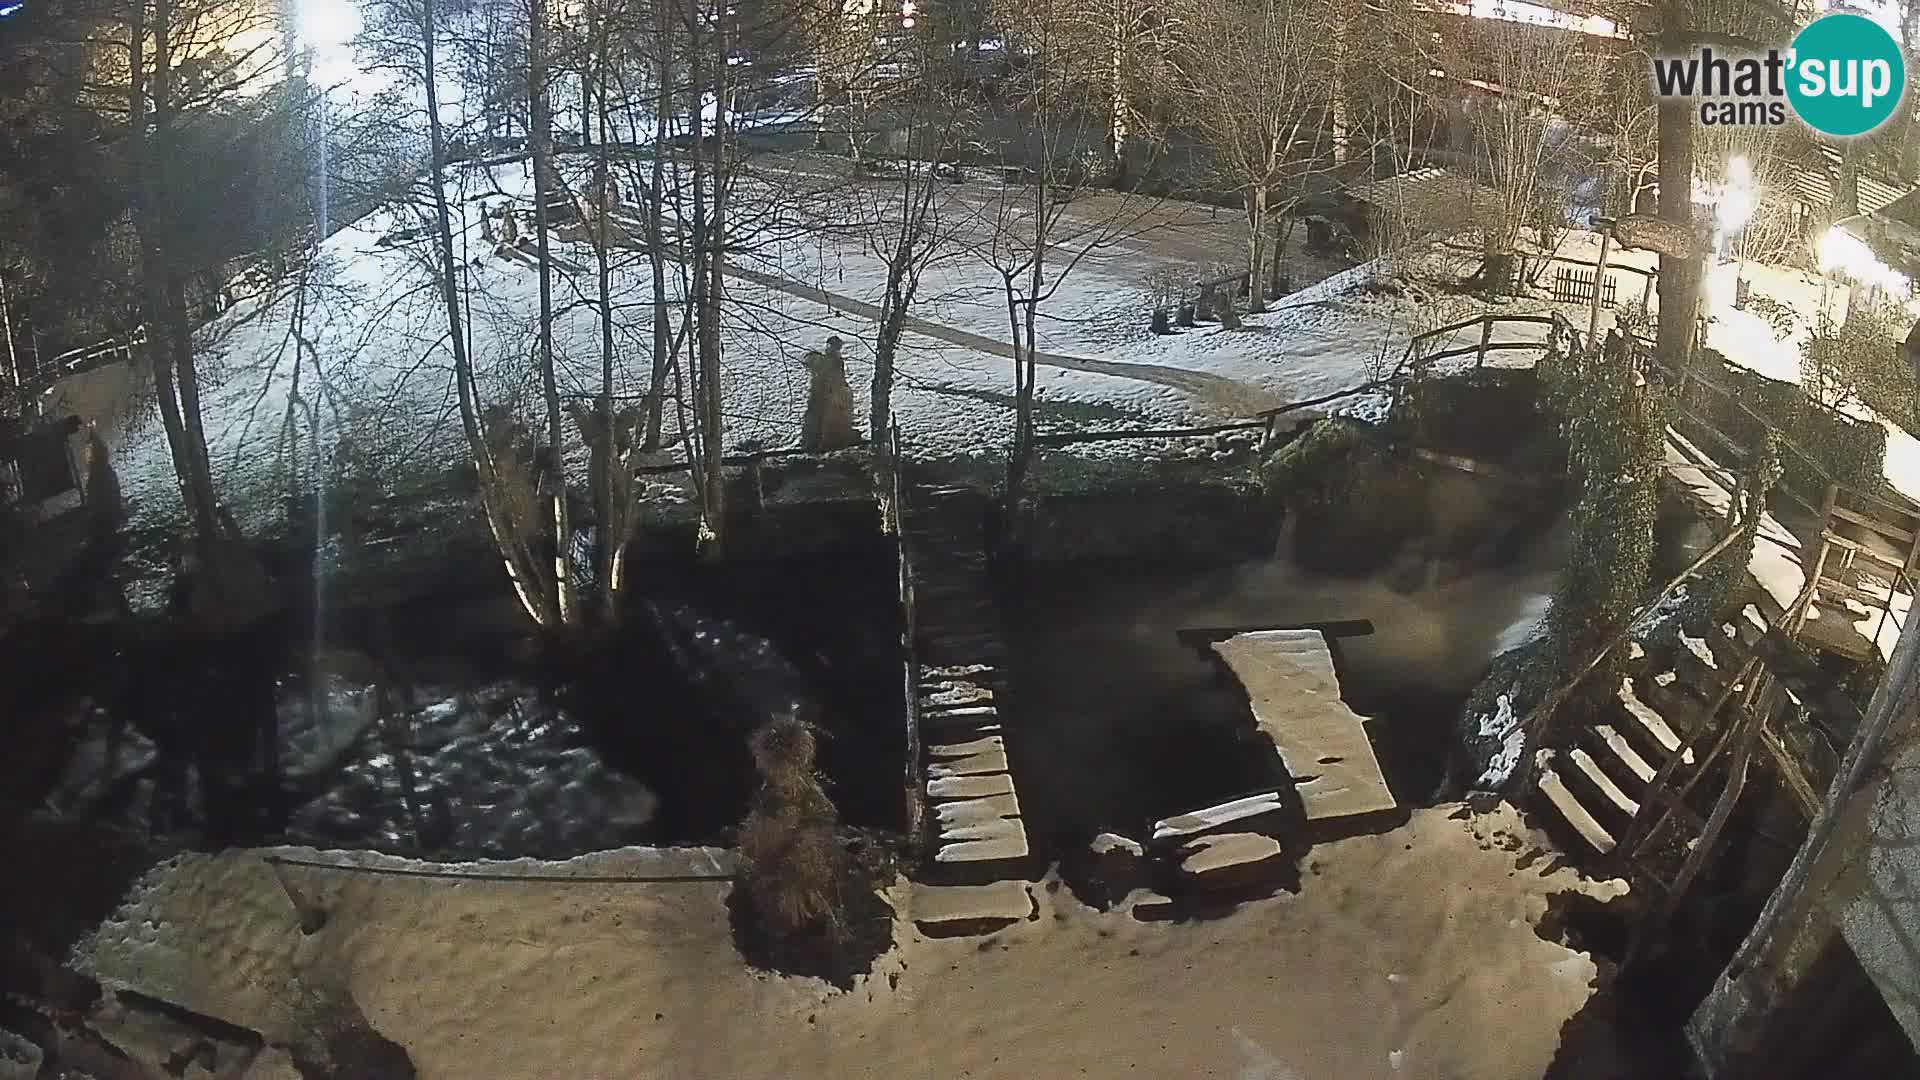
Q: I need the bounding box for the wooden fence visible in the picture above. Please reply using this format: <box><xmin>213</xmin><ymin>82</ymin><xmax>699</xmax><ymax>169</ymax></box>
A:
<box><xmin>1551</xmin><ymin>266</ymin><xmax>1619</xmax><ymax>309</ymax></box>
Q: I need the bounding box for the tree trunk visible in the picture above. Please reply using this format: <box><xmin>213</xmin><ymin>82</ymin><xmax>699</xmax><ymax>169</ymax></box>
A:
<box><xmin>874</xmin><ymin>252</ymin><xmax>909</xmax><ymax>442</ymax></box>
<box><xmin>643</xmin><ymin>0</ymin><xmax>673</xmax><ymax>450</ymax></box>
<box><xmin>424</xmin><ymin>0</ymin><xmax>552</xmax><ymax>627</ymax></box>
<box><xmin>700</xmin><ymin>6</ymin><xmax>730</xmax><ymax>559</ymax></box>
<box><xmin>1655</xmin><ymin>6</ymin><xmax>1699</xmax><ymax>379</ymax></box>
<box><xmin>133</xmin><ymin>0</ymin><xmax>223</xmax><ymax>562</ymax></box>
<box><xmin>530</xmin><ymin>0</ymin><xmax>573</xmax><ymax>623</ymax></box>
<box><xmin>1330</xmin><ymin>14</ymin><xmax>1349</xmax><ymax>165</ymax></box>
<box><xmin>1107</xmin><ymin>2</ymin><xmax>1129</xmax><ymax>184</ymax></box>
<box><xmin>592</xmin><ymin>17</ymin><xmax>621</xmax><ymax>618</ymax></box>
<box><xmin>1246</xmin><ymin>187</ymin><xmax>1269</xmax><ymax>313</ymax></box>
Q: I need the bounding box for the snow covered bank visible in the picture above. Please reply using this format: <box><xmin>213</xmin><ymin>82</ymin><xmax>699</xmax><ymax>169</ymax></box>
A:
<box><xmin>75</xmin><ymin>804</ymin><xmax>1621</xmax><ymax>1079</ymax></box>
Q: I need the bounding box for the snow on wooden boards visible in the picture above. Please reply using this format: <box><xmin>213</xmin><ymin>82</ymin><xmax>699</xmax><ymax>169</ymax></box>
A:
<box><xmin>1152</xmin><ymin>792</ymin><xmax>1285</xmax><ymax>842</ymax></box>
<box><xmin>921</xmin><ymin>663</ymin><xmax>1030</xmax><ymax>872</ymax></box>
<box><xmin>1536</xmin><ymin>750</ymin><xmax>1617</xmax><ymax>855</ymax></box>
<box><xmin>1211</xmin><ymin>631</ymin><xmax>1397</xmax><ymax>822</ymax></box>
<box><xmin>910</xmin><ymin>880</ymin><xmax>1035</xmax><ymax>930</ymax></box>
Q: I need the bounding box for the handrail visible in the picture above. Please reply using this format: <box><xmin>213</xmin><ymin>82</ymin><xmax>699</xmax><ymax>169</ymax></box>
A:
<box><xmin>1256</xmin><ymin>310</ymin><xmax>1571</xmax><ymax>424</ymax></box>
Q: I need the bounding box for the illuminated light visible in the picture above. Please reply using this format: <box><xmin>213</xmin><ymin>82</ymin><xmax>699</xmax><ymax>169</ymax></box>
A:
<box><xmin>903</xmin><ymin>15</ymin><xmax>915</xmax><ymax>27</ymax></box>
<box><xmin>1819</xmin><ymin>225</ymin><xmax>1913</xmax><ymax>297</ymax></box>
<box><xmin>298</xmin><ymin>0</ymin><xmax>361</xmax><ymax>50</ymax></box>
<box><xmin>902</xmin><ymin>0</ymin><xmax>917</xmax><ymax>14</ymax></box>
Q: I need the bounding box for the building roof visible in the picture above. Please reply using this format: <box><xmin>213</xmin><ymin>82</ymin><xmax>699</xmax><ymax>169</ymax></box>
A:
<box><xmin>1785</xmin><ymin>144</ymin><xmax>1910</xmax><ymax>217</ymax></box>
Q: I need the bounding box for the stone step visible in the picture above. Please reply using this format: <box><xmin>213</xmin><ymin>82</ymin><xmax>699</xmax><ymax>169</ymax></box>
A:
<box><xmin>910</xmin><ymin>881</ymin><xmax>1035</xmax><ymax>936</ymax></box>
<box><xmin>1568</xmin><ymin>747</ymin><xmax>1641</xmax><ymax>819</ymax></box>
<box><xmin>1537</xmin><ymin>751</ymin><xmax>1617</xmax><ymax>855</ymax></box>
<box><xmin>1593</xmin><ymin>724</ymin><xmax>1656</xmax><ymax>785</ymax></box>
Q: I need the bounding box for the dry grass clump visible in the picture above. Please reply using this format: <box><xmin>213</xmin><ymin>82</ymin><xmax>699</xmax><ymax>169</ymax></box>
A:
<box><xmin>739</xmin><ymin>716</ymin><xmax>849</xmax><ymax>939</ymax></box>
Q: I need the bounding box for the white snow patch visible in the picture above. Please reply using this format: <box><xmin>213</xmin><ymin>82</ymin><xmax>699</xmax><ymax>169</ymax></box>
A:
<box><xmin>1475</xmin><ymin>690</ymin><xmax>1525</xmax><ymax>788</ymax></box>
<box><xmin>1091</xmin><ymin>833</ymin><xmax>1145</xmax><ymax>857</ymax></box>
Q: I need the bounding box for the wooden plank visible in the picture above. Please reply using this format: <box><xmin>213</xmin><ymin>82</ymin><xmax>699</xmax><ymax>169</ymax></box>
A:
<box><xmin>927</xmin><ymin>746</ymin><xmax>1009</xmax><ymax>778</ymax></box>
<box><xmin>1538</xmin><ymin>755</ymin><xmax>1617</xmax><ymax>854</ymax></box>
<box><xmin>1152</xmin><ymin>791</ymin><xmax>1284</xmax><ymax>841</ymax></box>
<box><xmin>1814</xmin><ymin>577</ymin><xmax>1897</xmax><ymax>610</ymax></box>
<box><xmin>1830</xmin><ymin>505</ymin><xmax>1915</xmax><ymax>545</ymax></box>
<box><xmin>929</xmin><ymin>736</ymin><xmax>1004</xmax><ymax>759</ymax></box>
<box><xmin>934</xmin><ymin>820</ymin><xmax>1029</xmax><ymax>863</ymax></box>
<box><xmin>928</xmin><ymin>773</ymin><xmax>1014</xmax><ymax>800</ymax></box>
<box><xmin>1571</xmin><ymin>748</ymin><xmax>1642</xmax><ymax>817</ymax></box>
<box><xmin>1212</xmin><ymin>632</ymin><xmax>1397</xmax><ymax>822</ymax></box>
<box><xmin>1818</xmin><ymin>531</ymin><xmax>1907</xmax><ymax>571</ymax></box>
<box><xmin>1618</xmin><ymin>678</ymin><xmax>1685</xmax><ymax>754</ymax></box>
<box><xmin>1177</xmin><ymin>620</ymin><xmax>1375</xmax><ymax>645</ymax></box>
<box><xmin>1757</xmin><ymin>723</ymin><xmax>1823</xmax><ymax>815</ymax></box>
<box><xmin>911</xmin><ymin>881</ymin><xmax>1034</xmax><ymax>925</ymax></box>
<box><xmin>1595</xmin><ymin>724</ymin><xmax>1657</xmax><ymax>784</ymax></box>
<box><xmin>933</xmin><ymin>792</ymin><xmax>1022</xmax><ymax>824</ymax></box>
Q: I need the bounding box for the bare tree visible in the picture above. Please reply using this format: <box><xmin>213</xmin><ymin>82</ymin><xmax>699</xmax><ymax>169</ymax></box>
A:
<box><xmin>977</xmin><ymin>0</ymin><xmax>1161</xmax><ymax>507</ymax></box>
<box><xmin>1170</xmin><ymin>0</ymin><xmax>1338</xmax><ymax>314</ymax></box>
<box><xmin>361</xmin><ymin>0</ymin><xmax>560</xmax><ymax>627</ymax></box>
<box><xmin>1443</xmin><ymin>16</ymin><xmax>1603</xmax><ymax>295</ymax></box>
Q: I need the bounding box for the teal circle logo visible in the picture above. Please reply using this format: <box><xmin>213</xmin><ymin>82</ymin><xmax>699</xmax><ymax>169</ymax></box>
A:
<box><xmin>1787</xmin><ymin>13</ymin><xmax>1906</xmax><ymax>137</ymax></box>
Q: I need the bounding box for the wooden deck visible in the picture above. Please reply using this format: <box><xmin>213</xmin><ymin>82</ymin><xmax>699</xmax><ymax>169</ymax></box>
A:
<box><xmin>1209</xmin><ymin>631</ymin><xmax>1397</xmax><ymax>822</ymax></box>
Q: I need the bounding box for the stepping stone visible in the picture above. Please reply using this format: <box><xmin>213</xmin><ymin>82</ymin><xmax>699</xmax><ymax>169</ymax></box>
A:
<box><xmin>929</xmin><ymin>773</ymin><xmax>1014</xmax><ymax>800</ymax></box>
<box><xmin>1537</xmin><ymin>751</ymin><xmax>1616</xmax><ymax>855</ymax></box>
<box><xmin>1152</xmin><ymin>791</ymin><xmax>1285</xmax><ymax>841</ymax></box>
<box><xmin>922</xmin><ymin>704</ymin><xmax>997</xmax><ymax>721</ymax></box>
<box><xmin>911</xmin><ymin>881</ymin><xmax>1035</xmax><ymax>936</ymax></box>
<box><xmin>1594</xmin><ymin>724</ymin><xmax>1656</xmax><ymax>784</ymax></box>
<box><xmin>1569</xmin><ymin>748</ymin><xmax>1641</xmax><ymax>817</ymax></box>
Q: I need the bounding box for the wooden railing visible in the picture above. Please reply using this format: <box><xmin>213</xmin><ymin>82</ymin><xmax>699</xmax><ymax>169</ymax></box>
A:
<box><xmin>18</xmin><ymin>327</ymin><xmax>147</xmax><ymax>392</ymax></box>
<box><xmin>1253</xmin><ymin>310</ymin><xmax>1579</xmax><ymax>443</ymax></box>
<box><xmin>886</xmin><ymin>419</ymin><xmax>925</xmax><ymax>855</ymax></box>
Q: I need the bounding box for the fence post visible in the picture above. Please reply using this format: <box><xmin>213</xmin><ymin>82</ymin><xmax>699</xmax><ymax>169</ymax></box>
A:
<box><xmin>1477</xmin><ymin>317</ymin><xmax>1493</xmax><ymax>370</ymax></box>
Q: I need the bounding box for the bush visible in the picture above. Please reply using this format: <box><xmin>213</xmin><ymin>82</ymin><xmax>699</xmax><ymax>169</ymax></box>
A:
<box><xmin>1801</xmin><ymin>303</ymin><xmax>1912</xmax><ymax>433</ymax></box>
<box><xmin>1542</xmin><ymin>342</ymin><xmax>1665</xmax><ymax>722</ymax></box>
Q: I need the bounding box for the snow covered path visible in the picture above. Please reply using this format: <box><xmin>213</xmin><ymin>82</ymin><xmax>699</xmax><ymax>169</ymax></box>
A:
<box><xmin>722</xmin><ymin>259</ymin><xmax>1286</xmax><ymax>415</ymax></box>
<box><xmin>76</xmin><ymin>804</ymin><xmax>1620</xmax><ymax>1079</ymax></box>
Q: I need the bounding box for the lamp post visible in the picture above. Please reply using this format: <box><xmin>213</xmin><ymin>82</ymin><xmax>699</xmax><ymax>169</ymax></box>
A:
<box><xmin>1589</xmin><ymin>215</ymin><xmax>1617</xmax><ymax>348</ymax></box>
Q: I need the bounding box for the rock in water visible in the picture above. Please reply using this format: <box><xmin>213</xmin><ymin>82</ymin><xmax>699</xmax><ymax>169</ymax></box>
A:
<box><xmin>799</xmin><ymin>337</ymin><xmax>857</xmax><ymax>452</ymax></box>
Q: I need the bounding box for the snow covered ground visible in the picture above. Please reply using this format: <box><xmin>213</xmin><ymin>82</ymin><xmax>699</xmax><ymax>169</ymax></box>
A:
<box><xmin>57</xmin><ymin>160</ymin><xmax>1577</xmax><ymax>543</ymax></box>
<box><xmin>75</xmin><ymin>803</ymin><xmax>1624</xmax><ymax>1079</ymax></box>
